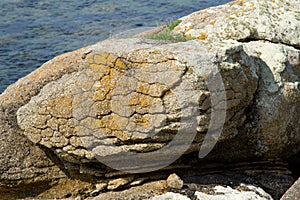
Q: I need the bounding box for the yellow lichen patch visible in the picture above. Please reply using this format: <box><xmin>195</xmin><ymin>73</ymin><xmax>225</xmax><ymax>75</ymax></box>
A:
<box><xmin>106</xmin><ymin>53</ymin><xmax>117</xmax><ymax>65</ymax></box>
<box><xmin>93</xmin><ymin>90</ymin><xmax>107</xmax><ymax>101</ymax></box>
<box><xmin>129</xmin><ymin>93</ymin><xmax>150</xmax><ymax>108</ymax></box>
<box><xmin>236</xmin><ymin>0</ymin><xmax>244</xmax><ymax>5</ymax></box>
<box><xmin>85</xmin><ymin>54</ymin><xmax>94</xmax><ymax>64</ymax></box>
<box><xmin>197</xmin><ymin>32</ymin><xmax>208</xmax><ymax>40</ymax></box>
<box><xmin>49</xmin><ymin>95</ymin><xmax>72</xmax><ymax>118</ymax></box>
<box><xmin>133</xmin><ymin>114</ymin><xmax>149</xmax><ymax>127</ymax></box>
<box><xmin>152</xmin><ymin>50</ymin><xmax>160</xmax><ymax>54</ymax></box>
<box><xmin>185</xmin><ymin>33</ymin><xmax>192</xmax><ymax>38</ymax></box>
<box><xmin>111</xmin><ymin>130</ymin><xmax>131</xmax><ymax>141</ymax></box>
<box><xmin>106</xmin><ymin>114</ymin><xmax>128</xmax><ymax>131</ymax></box>
<box><xmin>94</xmin><ymin>100</ymin><xmax>111</xmax><ymax>116</ymax></box>
<box><xmin>140</xmin><ymin>59</ymin><xmax>148</xmax><ymax>67</ymax></box>
<box><xmin>114</xmin><ymin>59</ymin><xmax>128</xmax><ymax>70</ymax></box>
<box><xmin>136</xmin><ymin>82</ymin><xmax>149</xmax><ymax>94</ymax></box>
<box><xmin>100</xmin><ymin>127</ymin><xmax>112</xmax><ymax>135</ymax></box>
<box><xmin>93</xmin><ymin>75</ymin><xmax>116</xmax><ymax>101</ymax></box>
<box><xmin>184</xmin><ymin>25</ymin><xmax>193</xmax><ymax>31</ymax></box>
<box><xmin>89</xmin><ymin>64</ymin><xmax>108</xmax><ymax>75</ymax></box>
<box><xmin>94</xmin><ymin>52</ymin><xmax>109</xmax><ymax>65</ymax></box>
<box><xmin>81</xmin><ymin>118</ymin><xmax>102</xmax><ymax>130</ymax></box>
<box><xmin>139</xmin><ymin>95</ymin><xmax>151</xmax><ymax>107</ymax></box>
<box><xmin>129</xmin><ymin>93</ymin><xmax>140</xmax><ymax>106</ymax></box>
<box><xmin>210</xmin><ymin>20</ymin><xmax>216</xmax><ymax>26</ymax></box>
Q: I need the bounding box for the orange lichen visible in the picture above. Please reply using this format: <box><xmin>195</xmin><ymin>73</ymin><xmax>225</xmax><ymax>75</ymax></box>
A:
<box><xmin>89</xmin><ymin>64</ymin><xmax>108</xmax><ymax>75</ymax></box>
<box><xmin>210</xmin><ymin>20</ymin><xmax>216</xmax><ymax>26</ymax></box>
<box><xmin>94</xmin><ymin>54</ymin><xmax>107</xmax><ymax>65</ymax></box>
<box><xmin>114</xmin><ymin>59</ymin><xmax>128</xmax><ymax>70</ymax></box>
<box><xmin>86</xmin><ymin>54</ymin><xmax>94</xmax><ymax>64</ymax></box>
<box><xmin>136</xmin><ymin>82</ymin><xmax>149</xmax><ymax>94</ymax></box>
<box><xmin>134</xmin><ymin>115</ymin><xmax>149</xmax><ymax>127</ymax></box>
<box><xmin>236</xmin><ymin>0</ymin><xmax>244</xmax><ymax>5</ymax></box>
<box><xmin>49</xmin><ymin>95</ymin><xmax>72</xmax><ymax>118</ymax></box>
<box><xmin>129</xmin><ymin>94</ymin><xmax>140</xmax><ymax>106</ymax></box>
<box><xmin>197</xmin><ymin>32</ymin><xmax>208</xmax><ymax>40</ymax></box>
<box><xmin>112</xmin><ymin>130</ymin><xmax>131</xmax><ymax>141</ymax></box>
<box><xmin>184</xmin><ymin>25</ymin><xmax>193</xmax><ymax>31</ymax></box>
<box><xmin>139</xmin><ymin>95</ymin><xmax>150</xmax><ymax>107</ymax></box>
<box><xmin>185</xmin><ymin>33</ymin><xmax>192</xmax><ymax>38</ymax></box>
<box><xmin>93</xmin><ymin>75</ymin><xmax>115</xmax><ymax>101</ymax></box>
<box><xmin>106</xmin><ymin>53</ymin><xmax>116</xmax><ymax>65</ymax></box>
<box><xmin>152</xmin><ymin>50</ymin><xmax>160</xmax><ymax>54</ymax></box>
<box><xmin>129</xmin><ymin>93</ymin><xmax>150</xmax><ymax>108</ymax></box>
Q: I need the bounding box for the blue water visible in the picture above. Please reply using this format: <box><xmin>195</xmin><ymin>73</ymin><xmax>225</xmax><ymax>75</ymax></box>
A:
<box><xmin>0</xmin><ymin>0</ymin><xmax>231</xmax><ymax>93</ymax></box>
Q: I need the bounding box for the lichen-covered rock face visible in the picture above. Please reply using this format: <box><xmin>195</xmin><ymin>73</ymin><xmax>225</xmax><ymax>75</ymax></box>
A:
<box><xmin>174</xmin><ymin>0</ymin><xmax>300</xmax><ymax>48</ymax></box>
<box><xmin>1</xmin><ymin>0</ymin><xmax>300</xmax><ymax>199</ymax></box>
<box><xmin>17</xmin><ymin>39</ymin><xmax>242</xmax><ymax>172</ymax></box>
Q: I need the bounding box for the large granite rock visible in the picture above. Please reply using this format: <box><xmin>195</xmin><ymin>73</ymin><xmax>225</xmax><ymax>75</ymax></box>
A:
<box><xmin>1</xmin><ymin>0</ymin><xmax>299</xmax><ymax>199</ymax></box>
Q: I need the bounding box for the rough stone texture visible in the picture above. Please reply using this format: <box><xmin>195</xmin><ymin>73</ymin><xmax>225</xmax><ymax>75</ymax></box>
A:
<box><xmin>16</xmin><ymin>38</ymin><xmax>259</xmax><ymax>171</ymax></box>
<box><xmin>167</xmin><ymin>173</ymin><xmax>184</xmax><ymax>190</ymax></box>
<box><xmin>149</xmin><ymin>184</ymin><xmax>274</xmax><ymax>200</ymax></box>
<box><xmin>0</xmin><ymin>45</ymin><xmax>94</xmax><ymax>199</ymax></box>
<box><xmin>152</xmin><ymin>192</ymin><xmax>191</xmax><ymax>200</ymax></box>
<box><xmin>281</xmin><ymin>178</ymin><xmax>300</xmax><ymax>200</ymax></box>
<box><xmin>16</xmin><ymin>38</ymin><xmax>300</xmax><ymax>175</ymax></box>
<box><xmin>90</xmin><ymin>180</ymin><xmax>167</xmax><ymax>200</ymax></box>
<box><xmin>195</xmin><ymin>184</ymin><xmax>273</xmax><ymax>200</ymax></box>
<box><xmin>0</xmin><ymin>0</ymin><xmax>300</xmax><ymax>199</ymax></box>
<box><xmin>173</xmin><ymin>0</ymin><xmax>300</xmax><ymax>48</ymax></box>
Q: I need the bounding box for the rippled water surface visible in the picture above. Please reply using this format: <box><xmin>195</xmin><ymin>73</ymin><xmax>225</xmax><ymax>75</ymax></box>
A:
<box><xmin>0</xmin><ymin>0</ymin><xmax>231</xmax><ymax>93</ymax></box>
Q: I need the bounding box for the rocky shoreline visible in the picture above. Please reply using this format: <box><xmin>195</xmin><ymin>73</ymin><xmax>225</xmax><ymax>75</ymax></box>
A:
<box><xmin>1</xmin><ymin>0</ymin><xmax>299</xmax><ymax>199</ymax></box>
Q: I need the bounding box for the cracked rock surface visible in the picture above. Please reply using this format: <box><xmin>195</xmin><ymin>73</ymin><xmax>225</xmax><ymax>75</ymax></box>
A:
<box><xmin>1</xmin><ymin>0</ymin><xmax>300</xmax><ymax>199</ymax></box>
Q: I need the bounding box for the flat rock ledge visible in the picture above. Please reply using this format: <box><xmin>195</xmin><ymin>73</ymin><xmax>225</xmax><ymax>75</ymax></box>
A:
<box><xmin>0</xmin><ymin>0</ymin><xmax>300</xmax><ymax>199</ymax></box>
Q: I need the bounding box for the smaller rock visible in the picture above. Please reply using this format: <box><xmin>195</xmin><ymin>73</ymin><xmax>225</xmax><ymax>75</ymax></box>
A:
<box><xmin>167</xmin><ymin>173</ymin><xmax>184</xmax><ymax>190</ymax></box>
<box><xmin>129</xmin><ymin>178</ymin><xmax>147</xmax><ymax>186</ymax></box>
<box><xmin>95</xmin><ymin>182</ymin><xmax>107</xmax><ymax>191</ymax></box>
<box><xmin>75</xmin><ymin>196</ymin><xmax>82</xmax><ymax>200</ymax></box>
<box><xmin>107</xmin><ymin>177</ymin><xmax>134</xmax><ymax>190</ymax></box>
<box><xmin>151</xmin><ymin>192</ymin><xmax>191</xmax><ymax>200</ymax></box>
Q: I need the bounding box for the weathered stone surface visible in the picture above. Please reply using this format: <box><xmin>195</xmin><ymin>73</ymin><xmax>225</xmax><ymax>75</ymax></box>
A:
<box><xmin>16</xmin><ymin>38</ymin><xmax>300</xmax><ymax>174</ymax></box>
<box><xmin>148</xmin><ymin>184</ymin><xmax>273</xmax><ymax>200</ymax></box>
<box><xmin>91</xmin><ymin>180</ymin><xmax>167</xmax><ymax>200</ymax></box>
<box><xmin>194</xmin><ymin>184</ymin><xmax>273</xmax><ymax>200</ymax></box>
<box><xmin>1</xmin><ymin>0</ymin><xmax>300</xmax><ymax>199</ymax></box>
<box><xmin>152</xmin><ymin>192</ymin><xmax>191</xmax><ymax>200</ymax></box>
<box><xmin>0</xmin><ymin>45</ymin><xmax>93</xmax><ymax>199</ymax></box>
<box><xmin>167</xmin><ymin>173</ymin><xmax>184</xmax><ymax>190</ymax></box>
<box><xmin>173</xmin><ymin>0</ymin><xmax>300</xmax><ymax>48</ymax></box>
<box><xmin>107</xmin><ymin>176</ymin><xmax>135</xmax><ymax>190</ymax></box>
<box><xmin>281</xmin><ymin>178</ymin><xmax>300</xmax><ymax>200</ymax></box>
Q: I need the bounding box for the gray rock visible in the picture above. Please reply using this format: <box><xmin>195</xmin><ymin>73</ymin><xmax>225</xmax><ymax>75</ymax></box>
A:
<box><xmin>281</xmin><ymin>178</ymin><xmax>300</xmax><ymax>200</ymax></box>
<box><xmin>152</xmin><ymin>192</ymin><xmax>191</xmax><ymax>200</ymax></box>
<box><xmin>173</xmin><ymin>0</ymin><xmax>300</xmax><ymax>48</ymax></box>
<box><xmin>195</xmin><ymin>184</ymin><xmax>273</xmax><ymax>200</ymax></box>
<box><xmin>167</xmin><ymin>173</ymin><xmax>184</xmax><ymax>190</ymax></box>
